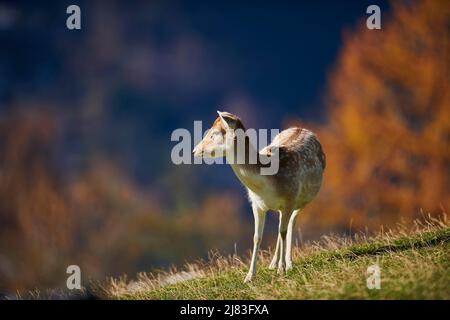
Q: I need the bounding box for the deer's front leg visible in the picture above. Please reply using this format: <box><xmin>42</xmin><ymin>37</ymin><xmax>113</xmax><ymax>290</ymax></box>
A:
<box><xmin>244</xmin><ymin>205</ymin><xmax>266</xmax><ymax>283</ymax></box>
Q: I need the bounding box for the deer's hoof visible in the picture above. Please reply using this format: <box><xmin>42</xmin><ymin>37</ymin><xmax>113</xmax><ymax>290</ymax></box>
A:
<box><xmin>244</xmin><ymin>272</ymin><xmax>255</xmax><ymax>283</ymax></box>
<box><xmin>277</xmin><ymin>264</ymin><xmax>286</xmax><ymax>275</ymax></box>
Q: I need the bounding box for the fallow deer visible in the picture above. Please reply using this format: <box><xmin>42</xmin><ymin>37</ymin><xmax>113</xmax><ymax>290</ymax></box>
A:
<box><xmin>193</xmin><ymin>111</ymin><xmax>326</xmax><ymax>282</ymax></box>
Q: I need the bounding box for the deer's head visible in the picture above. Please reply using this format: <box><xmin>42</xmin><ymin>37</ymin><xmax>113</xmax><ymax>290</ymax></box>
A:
<box><xmin>193</xmin><ymin>111</ymin><xmax>244</xmax><ymax>158</ymax></box>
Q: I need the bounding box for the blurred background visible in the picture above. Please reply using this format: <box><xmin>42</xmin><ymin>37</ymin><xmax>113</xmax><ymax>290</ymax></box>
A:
<box><xmin>0</xmin><ymin>0</ymin><xmax>448</xmax><ymax>293</ymax></box>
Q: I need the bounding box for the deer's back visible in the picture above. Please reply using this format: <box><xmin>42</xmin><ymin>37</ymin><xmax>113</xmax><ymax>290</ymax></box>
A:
<box><xmin>261</xmin><ymin>127</ymin><xmax>326</xmax><ymax>210</ymax></box>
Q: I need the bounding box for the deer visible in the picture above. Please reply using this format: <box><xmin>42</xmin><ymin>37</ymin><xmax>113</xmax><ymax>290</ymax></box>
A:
<box><xmin>193</xmin><ymin>111</ymin><xmax>326</xmax><ymax>282</ymax></box>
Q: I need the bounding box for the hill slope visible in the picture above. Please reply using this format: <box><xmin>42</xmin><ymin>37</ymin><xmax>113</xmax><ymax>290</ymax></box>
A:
<box><xmin>101</xmin><ymin>217</ymin><xmax>449</xmax><ymax>300</ymax></box>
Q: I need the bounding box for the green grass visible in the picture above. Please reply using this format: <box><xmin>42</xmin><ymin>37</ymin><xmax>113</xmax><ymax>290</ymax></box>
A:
<box><xmin>100</xmin><ymin>217</ymin><xmax>450</xmax><ymax>300</ymax></box>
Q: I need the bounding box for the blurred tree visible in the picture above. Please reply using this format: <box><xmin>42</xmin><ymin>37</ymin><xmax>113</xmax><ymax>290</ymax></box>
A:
<box><xmin>0</xmin><ymin>109</ymin><xmax>74</xmax><ymax>292</ymax></box>
<box><xmin>0</xmin><ymin>110</ymin><xmax>247</xmax><ymax>292</ymax></box>
<box><xmin>306</xmin><ymin>0</ymin><xmax>450</xmax><ymax>231</ymax></box>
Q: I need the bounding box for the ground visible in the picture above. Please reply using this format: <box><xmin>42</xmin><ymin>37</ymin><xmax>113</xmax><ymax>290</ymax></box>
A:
<box><xmin>97</xmin><ymin>216</ymin><xmax>450</xmax><ymax>300</ymax></box>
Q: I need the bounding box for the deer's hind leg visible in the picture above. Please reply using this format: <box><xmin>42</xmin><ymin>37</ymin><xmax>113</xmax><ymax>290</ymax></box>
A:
<box><xmin>268</xmin><ymin>235</ymin><xmax>281</xmax><ymax>269</ymax></box>
<box><xmin>276</xmin><ymin>208</ymin><xmax>292</xmax><ymax>274</ymax></box>
<box><xmin>286</xmin><ymin>209</ymin><xmax>301</xmax><ymax>271</ymax></box>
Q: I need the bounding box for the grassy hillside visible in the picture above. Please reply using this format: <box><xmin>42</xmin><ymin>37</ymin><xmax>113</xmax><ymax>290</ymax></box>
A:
<box><xmin>98</xmin><ymin>216</ymin><xmax>450</xmax><ymax>300</ymax></box>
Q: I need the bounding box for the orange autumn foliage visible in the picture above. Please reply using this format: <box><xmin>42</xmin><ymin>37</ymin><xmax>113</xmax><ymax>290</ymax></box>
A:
<box><xmin>304</xmin><ymin>0</ymin><xmax>450</xmax><ymax>231</ymax></box>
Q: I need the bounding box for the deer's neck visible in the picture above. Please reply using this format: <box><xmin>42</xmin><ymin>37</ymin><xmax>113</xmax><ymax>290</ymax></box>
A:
<box><xmin>228</xmin><ymin>136</ymin><xmax>268</xmax><ymax>193</ymax></box>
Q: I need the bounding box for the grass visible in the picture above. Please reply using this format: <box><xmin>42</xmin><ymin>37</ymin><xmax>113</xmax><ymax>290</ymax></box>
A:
<box><xmin>95</xmin><ymin>215</ymin><xmax>450</xmax><ymax>300</ymax></box>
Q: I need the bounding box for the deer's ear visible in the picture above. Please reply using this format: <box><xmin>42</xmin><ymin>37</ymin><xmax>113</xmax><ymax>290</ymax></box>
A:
<box><xmin>217</xmin><ymin>110</ymin><xmax>230</xmax><ymax>129</ymax></box>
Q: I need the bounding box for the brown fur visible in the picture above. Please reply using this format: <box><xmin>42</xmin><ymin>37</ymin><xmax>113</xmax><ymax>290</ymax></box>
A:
<box><xmin>194</xmin><ymin>112</ymin><xmax>326</xmax><ymax>280</ymax></box>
